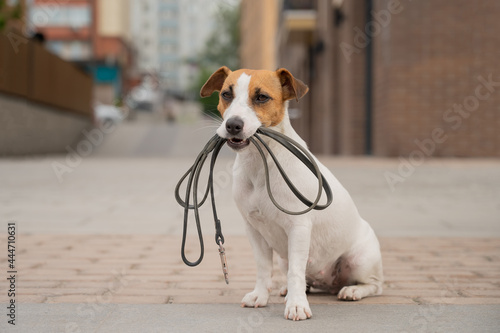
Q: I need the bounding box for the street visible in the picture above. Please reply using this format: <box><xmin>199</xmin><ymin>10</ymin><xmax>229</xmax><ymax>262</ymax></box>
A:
<box><xmin>0</xmin><ymin>103</ymin><xmax>499</xmax><ymax>332</ymax></box>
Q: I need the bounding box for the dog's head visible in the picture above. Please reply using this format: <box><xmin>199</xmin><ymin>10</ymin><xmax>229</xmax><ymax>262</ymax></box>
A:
<box><xmin>200</xmin><ymin>67</ymin><xmax>308</xmax><ymax>150</ymax></box>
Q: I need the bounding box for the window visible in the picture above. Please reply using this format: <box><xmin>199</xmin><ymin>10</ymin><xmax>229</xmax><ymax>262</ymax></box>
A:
<box><xmin>162</xmin><ymin>43</ymin><xmax>177</xmax><ymax>53</ymax></box>
<box><xmin>47</xmin><ymin>40</ymin><xmax>91</xmax><ymax>61</ymax></box>
<box><xmin>162</xmin><ymin>61</ymin><xmax>177</xmax><ymax>72</ymax></box>
<box><xmin>30</xmin><ymin>5</ymin><xmax>91</xmax><ymax>28</ymax></box>
<box><xmin>161</xmin><ymin>26</ymin><xmax>176</xmax><ymax>36</ymax></box>
<box><xmin>163</xmin><ymin>9</ymin><xmax>173</xmax><ymax>19</ymax></box>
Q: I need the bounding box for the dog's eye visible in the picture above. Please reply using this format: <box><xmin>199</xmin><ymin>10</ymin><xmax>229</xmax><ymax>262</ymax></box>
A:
<box><xmin>256</xmin><ymin>94</ymin><xmax>270</xmax><ymax>103</ymax></box>
<box><xmin>221</xmin><ymin>91</ymin><xmax>233</xmax><ymax>101</ymax></box>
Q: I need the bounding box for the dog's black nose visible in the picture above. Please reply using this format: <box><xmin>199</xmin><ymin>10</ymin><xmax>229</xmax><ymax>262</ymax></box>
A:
<box><xmin>226</xmin><ymin>117</ymin><xmax>244</xmax><ymax>136</ymax></box>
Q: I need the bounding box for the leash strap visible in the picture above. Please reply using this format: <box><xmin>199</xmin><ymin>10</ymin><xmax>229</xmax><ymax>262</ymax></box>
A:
<box><xmin>175</xmin><ymin>135</ymin><xmax>226</xmax><ymax>268</ymax></box>
<box><xmin>174</xmin><ymin>127</ymin><xmax>334</xmax><ymax>283</ymax></box>
<box><xmin>254</xmin><ymin>127</ymin><xmax>333</xmax><ymax>215</ymax></box>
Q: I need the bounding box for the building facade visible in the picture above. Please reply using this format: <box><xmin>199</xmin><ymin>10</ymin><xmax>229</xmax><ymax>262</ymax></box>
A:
<box><xmin>130</xmin><ymin>0</ymin><xmax>160</xmax><ymax>72</ymax></box>
<box><xmin>93</xmin><ymin>0</ymin><xmax>133</xmax><ymax>103</ymax></box>
<box><xmin>27</xmin><ymin>0</ymin><xmax>133</xmax><ymax>103</ymax></box>
<box><xmin>240</xmin><ymin>0</ymin><xmax>500</xmax><ymax>157</ymax></box>
<box><xmin>130</xmin><ymin>0</ymin><xmax>219</xmax><ymax>91</ymax></box>
<box><xmin>28</xmin><ymin>0</ymin><xmax>93</xmax><ymax>61</ymax></box>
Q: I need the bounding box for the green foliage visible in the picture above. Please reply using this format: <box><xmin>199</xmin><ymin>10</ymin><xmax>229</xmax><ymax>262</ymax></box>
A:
<box><xmin>0</xmin><ymin>0</ymin><xmax>6</xmax><ymax>31</ymax></box>
<box><xmin>191</xmin><ymin>2</ymin><xmax>241</xmax><ymax>117</ymax></box>
<box><xmin>11</xmin><ymin>2</ymin><xmax>22</xmax><ymax>20</ymax></box>
<box><xmin>199</xmin><ymin>3</ymin><xmax>241</xmax><ymax>70</ymax></box>
<box><xmin>194</xmin><ymin>67</ymin><xmax>221</xmax><ymax>117</ymax></box>
<box><xmin>0</xmin><ymin>0</ymin><xmax>22</xmax><ymax>31</ymax></box>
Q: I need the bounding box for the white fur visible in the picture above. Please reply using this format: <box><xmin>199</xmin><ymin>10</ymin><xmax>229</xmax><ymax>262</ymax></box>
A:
<box><xmin>217</xmin><ymin>73</ymin><xmax>383</xmax><ymax>321</ymax></box>
<box><xmin>217</xmin><ymin>73</ymin><xmax>262</xmax><ymax>140</ymax></box>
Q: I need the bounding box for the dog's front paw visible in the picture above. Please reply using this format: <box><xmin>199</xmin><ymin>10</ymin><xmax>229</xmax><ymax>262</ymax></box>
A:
<box><xmin>241</xmin><ymin>288</ymin><xmax>269</xmax><ymax>308</ymax></box>
<box><xmin>338</xmin><ymin>286</ymin><xmax>361</xmax><ymax>301</ymax></box>
<box><xmin>284</xmin><ymin>295</ymin><xmax>312</xmax><ymax>321</ymax></box>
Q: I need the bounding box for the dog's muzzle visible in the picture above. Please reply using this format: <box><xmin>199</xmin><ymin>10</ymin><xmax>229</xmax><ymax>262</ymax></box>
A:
<box><xmin>227</xmin><ymin>137</ymin><xmax>250</xmax><ymax>150</ymax></box>
<box><xmin>225</xmin><ymin>116</ymin><xmax>250</xmax><ymax>150</ymax></box>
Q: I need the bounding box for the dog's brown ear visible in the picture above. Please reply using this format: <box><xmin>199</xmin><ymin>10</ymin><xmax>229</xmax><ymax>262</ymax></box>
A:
<box><xmin>200</xmin><ymin>66</ymin><xmax>232</xmax><ymax>98</ymax></box>
<box><xmin>276</xmin><ymin>68</ymin><xmax>309</xmax><ymax>102</ymax></box>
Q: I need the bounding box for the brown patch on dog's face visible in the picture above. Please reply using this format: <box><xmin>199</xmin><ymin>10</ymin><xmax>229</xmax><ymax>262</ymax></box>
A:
<box><xmin>201</xmin><ymin>67</ymin><xmax>309</xmax><ymax>127</ymax></box>
<box><xmin>246</xmin><ymin>70</ymin><xmax>288</xmax><ymax>127</ymax></box>
<box><xmin>214</xmin><ymin>70</ymin><xmax>241</xmax><ymax>118</ymax></box>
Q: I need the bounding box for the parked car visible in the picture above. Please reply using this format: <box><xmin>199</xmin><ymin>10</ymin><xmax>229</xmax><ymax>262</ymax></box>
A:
<box><xmin>94</xmin><ymin>103</ymin><xmax>125</xmax><ymax>128</ymax></box>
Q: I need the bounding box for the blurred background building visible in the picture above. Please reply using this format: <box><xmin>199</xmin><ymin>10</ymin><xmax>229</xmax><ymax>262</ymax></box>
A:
<box><xmin>0</xmin><ymin>0</ymin><xmax>229</xmax><ymax>155</ymax></box>
<box><xmin>27</xmin><ymin>0</ymin><xmax>132</xmax><ymax>104</ymax></box>
<box><xmin>28</xmin><ymin>0</ymin><xmax>93</xmax><ymax>61</ymax></box>
<box><xmin>130</xmin><ymin>0</ymin><xmax>218</xmax><ymax>92</ymax></box>
<box><xmin>0</xmin><ymin>0</ymin><xmax>94</xmax><ymax>155</ymax></box>
<box><xmin>25</xmin><ymin>0</ymin><xmax>223</xmax><ymax>102</ymax></box>
<box><xmin>1</xmin><ymin>0</ymin><xmax>499</xmax><ymax>157</ymax></box>
<box><xmin>241</xmin><ymin>0</ymin><xmax>500</xmax><ymax>157</ymax></box>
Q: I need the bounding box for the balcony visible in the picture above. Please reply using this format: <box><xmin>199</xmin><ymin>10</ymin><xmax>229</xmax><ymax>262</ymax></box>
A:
<box><xmin>283</xmin><ymin>0</ymin><xmax>315</xmax><ymax>10</ymax></box>
<box><xmin>282</xmin><ymin>0</ymin><xmax>317</xmax><ymax>32</ymax></box>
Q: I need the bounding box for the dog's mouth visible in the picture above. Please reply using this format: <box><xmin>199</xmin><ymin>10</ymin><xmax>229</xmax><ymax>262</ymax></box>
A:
<box><xmin>226</xmin><ymin>137</ymin><xmax>250</xmax><ymax>150</ymax></box>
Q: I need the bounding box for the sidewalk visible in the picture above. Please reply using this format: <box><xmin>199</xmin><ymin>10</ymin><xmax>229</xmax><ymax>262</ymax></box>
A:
<box><xmin>2</xmin><ymin>235</ymin><xmax>499</xmax><ymax>305</ymax></box>
<box><xmin>0</xmin><ymin>115</ymin><xmax>499</xmax><ymax>331</ymax></box>
<box><xmin>0</xmin><ymin>234</ymin><xmax>499</xmax><ymax>332</ymax></box>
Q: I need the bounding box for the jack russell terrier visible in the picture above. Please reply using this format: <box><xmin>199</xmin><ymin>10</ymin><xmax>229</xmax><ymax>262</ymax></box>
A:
<box><xmin>201</xmin><ymin>67</ymin><xmax>383</xmax><ymax>321</ymax></box>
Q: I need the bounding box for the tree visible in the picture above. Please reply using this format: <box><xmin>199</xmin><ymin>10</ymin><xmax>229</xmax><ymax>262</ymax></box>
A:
<box><xmin>0</xmin><ymin>0</ymin><xmax>23</xmax><ymax>31</ymax></box>
<box><xmin>191</xmin><ymin>2</ymin><xmax>240</xmax><ymax>117</ymax></box>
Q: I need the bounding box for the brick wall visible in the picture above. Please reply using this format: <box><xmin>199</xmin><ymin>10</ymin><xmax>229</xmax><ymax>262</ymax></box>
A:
<box><xmin>335</xmin><ymin>0</ymin><xmax>368</xmax><ymax>155</ymax></box>
<box><xmin>279</xmin><ymin>0</ymin><xmax>369</xmax><ymax>155</ymax></box>
<box><xmin>245</xmin><ymin>0</ymin><xmax>500</xmax><ymax>156</ymax></box>
<box><xmin>309</xmin><ymin>0</ymin><xmax>335</xmax><ymax>154</ymax></box>
<box><xmin>373</xmin><ymin>0</ymin><xmax>500</xmax><ymax>157</ymax></box>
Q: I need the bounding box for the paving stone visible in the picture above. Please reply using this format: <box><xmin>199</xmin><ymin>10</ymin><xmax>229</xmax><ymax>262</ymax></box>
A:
<box><xmin>0</xmin><ymin>234</ymin><xmax>499</xmax><ymax>306</ymax></box>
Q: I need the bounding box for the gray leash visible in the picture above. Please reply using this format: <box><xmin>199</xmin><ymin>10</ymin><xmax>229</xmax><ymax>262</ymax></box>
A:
<box><xmin>174</xmin><ymin>127</ymin><xmax>333</xmax><ymax>283</ymax></box>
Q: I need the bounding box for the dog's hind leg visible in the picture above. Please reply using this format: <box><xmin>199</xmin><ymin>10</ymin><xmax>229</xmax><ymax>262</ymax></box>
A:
<box><xmin>337</xmin><ymin>232</ymin><xmax>384</xmax><ymax>301</ymax></box>
<box><xmin>337</xmin><ymin>260</ymin><xmax>383</xmax><ymax>301</ymax></box>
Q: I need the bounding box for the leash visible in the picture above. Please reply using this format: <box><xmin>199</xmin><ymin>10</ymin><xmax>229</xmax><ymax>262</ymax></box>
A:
<box><xmin>174</xmin><ymin>127</ymin><xmax>333</xmax><ymax>284</ymax></box>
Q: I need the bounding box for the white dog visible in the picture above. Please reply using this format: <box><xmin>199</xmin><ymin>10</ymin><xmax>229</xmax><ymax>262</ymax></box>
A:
<box><xmin>201</xmin><ymin>67</ymin><xmax>383</xmax><ymax>321</ymax></box>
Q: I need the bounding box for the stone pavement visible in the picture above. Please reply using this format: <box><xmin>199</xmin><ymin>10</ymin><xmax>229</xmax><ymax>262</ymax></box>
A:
<box><xmin>0</xmin><ymin>235</ymin><xmax>499</xmax><ymax>306</ymax></box>
<box><xmin>0</xmin><ymin>233</ymin><xmax>499</xmax><ymax>332</ymax></box>
<box><xmin>1</xmin><ymin>157</ymin><xmax>499</xmax><ymax>237</ymax></box>
<box><xmin>1</xmin><ymin>114</ymin><xmax>500</xmax><ymax>331</ymax></box>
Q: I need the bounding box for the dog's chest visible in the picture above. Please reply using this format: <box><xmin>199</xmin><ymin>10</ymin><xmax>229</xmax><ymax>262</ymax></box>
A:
<box><xmin>232</xmin><ymin>157</ymin><xmax>288</xmax><ymax>254</ymax></box>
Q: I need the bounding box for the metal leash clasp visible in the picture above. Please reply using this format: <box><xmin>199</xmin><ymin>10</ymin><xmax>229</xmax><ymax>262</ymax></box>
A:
<box><xmin>217</xmin><ymin>238</ymin><xmax>229</xmax><ymax>284</ymax></box>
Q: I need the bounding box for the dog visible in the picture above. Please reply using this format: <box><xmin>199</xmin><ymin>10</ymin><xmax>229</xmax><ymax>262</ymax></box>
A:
<box><xmin>201</xmin><ymin>67</ymin><xmax>383</xmax><ymax>321</ymax></box>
